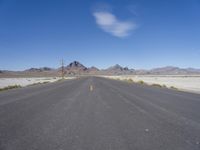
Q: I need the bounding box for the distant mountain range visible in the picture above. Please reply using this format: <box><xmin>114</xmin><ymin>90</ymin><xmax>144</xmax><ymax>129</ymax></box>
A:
<box><xmin>25</xmin><ymin>67</ymin><xmax>53</xmax><ymax>72</ymax></box>
<box><xmin>1</xmin><ymin>61</ymin><xmax>200</xmax><ymax>77</ymax></box>
<box><xmin>149</xmin><ymin>66</ymin><xmax>200</xmax><ymax>75</ymax></box>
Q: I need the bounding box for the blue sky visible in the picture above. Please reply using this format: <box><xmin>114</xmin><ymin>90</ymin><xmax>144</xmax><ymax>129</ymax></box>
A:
<box><xmin>0</xmin><ymin>0</ymin><xmax>200</xmax><ymax>70</ymax></box>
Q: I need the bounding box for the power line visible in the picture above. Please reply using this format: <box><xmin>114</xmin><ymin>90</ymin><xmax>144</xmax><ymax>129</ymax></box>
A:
<box><xmin>61</xmin><ymin>59</ymin><xmax>64</xmax><ymax>79</ymax></box>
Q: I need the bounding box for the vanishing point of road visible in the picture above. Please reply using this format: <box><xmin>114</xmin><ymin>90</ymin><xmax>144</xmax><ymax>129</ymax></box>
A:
<box><xmin>0</xmin><ymin>77</ymin><xmax>200</xmax><ymax>150</ymax></box>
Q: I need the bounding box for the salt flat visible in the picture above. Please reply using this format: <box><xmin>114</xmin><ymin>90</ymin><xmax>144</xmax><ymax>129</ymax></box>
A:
<box><xmin>104</xmin><ymin>75</ymin><xmax>200</xmax><ymax>94</ymax></box>
<box><xmin>1</xmin><ymin>76</ymin><xmax>200</xmax><ymax>94</ymax></box>
<box><xmin>0</xmin><ymin>77</ymin><xmax>75</xmax><ymax>88</ymax></box>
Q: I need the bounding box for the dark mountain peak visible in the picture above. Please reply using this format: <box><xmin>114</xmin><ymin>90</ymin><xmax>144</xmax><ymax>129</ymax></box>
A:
<box><xmin>65</xmin><ymin>61</ymin><xmax>88</xmax><ymax>75</ymax></box>
<box><xmin>67</xmin><ymin>61</ymin><xmax>86</xmax><ymax>68</ymax></box>
<box><xmin>124</xmin><ymin>67</ymin><xmax>129</xmax><ymax>71</ymax></box>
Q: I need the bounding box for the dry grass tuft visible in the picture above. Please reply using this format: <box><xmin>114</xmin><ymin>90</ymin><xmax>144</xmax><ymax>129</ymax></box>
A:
<box><xmin>0</xmin><ymin>85</ymin><xmax>21</xmax><ymax>91</ymax></box>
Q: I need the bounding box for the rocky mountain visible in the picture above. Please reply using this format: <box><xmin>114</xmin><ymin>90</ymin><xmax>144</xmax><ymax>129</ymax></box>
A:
<box><xmin>66</xmin><ymin>61</ymin><xmax>87</xmax><ymax>69</ymax></box>
<box><xmin>107</xmin><ymin>64</ymin><xmax>125</xmax><ymax>71</ymax></box>
<box><xmin>64</xmin><ymin>61</ymin><xmax>101</xmax><ymax>75</ymax></box>
<box><xmin>64</xmin><ymin>61</ymin><xmax>88</xmax><ymax>75</ymax></box>
<box><xmin>88</xmin><ymin>66</ymin><xmax>100</xmax><ymax>74</ymax></box>
<box><xmin>89</xmin><ymin>66</ymin><xmax>99</xmax><ymax>71</ymax></box>
<box><xmin>103</xmin><ymin>64</ymin><xmax>135</xmax><ymax>75</ymax></box>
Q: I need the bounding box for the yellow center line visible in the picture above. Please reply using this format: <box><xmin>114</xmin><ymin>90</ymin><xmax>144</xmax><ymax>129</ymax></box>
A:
<box><xmin>90</xmin><ymin>85</ymin><xmax>93</xmax><ymax>91</ymax></box>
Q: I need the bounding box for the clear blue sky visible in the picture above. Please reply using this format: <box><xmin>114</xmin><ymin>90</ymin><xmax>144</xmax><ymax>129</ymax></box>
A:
<box><xmin>0</xmin><ymin>0</ymin><xmax>200</xmax><ymax>70</ymax></box>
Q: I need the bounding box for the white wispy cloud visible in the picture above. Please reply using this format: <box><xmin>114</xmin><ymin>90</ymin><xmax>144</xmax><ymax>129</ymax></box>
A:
<box><xmin>93</xmin><ymin>11</ymin><xmax>136</xmax><ymax>38</ymax></box>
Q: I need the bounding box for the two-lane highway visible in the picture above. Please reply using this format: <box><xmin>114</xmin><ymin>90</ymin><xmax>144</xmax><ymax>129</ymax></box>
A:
<box><xmin>0</xmin><ymin>77</ymin><xmax>200</xmax><ymax>150</ymax></box>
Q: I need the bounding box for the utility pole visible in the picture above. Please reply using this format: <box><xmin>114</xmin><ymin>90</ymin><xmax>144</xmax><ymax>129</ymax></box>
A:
<box><xmin>61</xmin><ymin>59</ymin><xmax>64</xmax><ymax>79</ymax></box>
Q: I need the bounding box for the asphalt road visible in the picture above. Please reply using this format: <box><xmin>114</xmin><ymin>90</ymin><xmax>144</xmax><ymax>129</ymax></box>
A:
<box><xmin>0</xmin><ymin>77</ymin><xmax>200</xmax><ymax>150</ymax></box>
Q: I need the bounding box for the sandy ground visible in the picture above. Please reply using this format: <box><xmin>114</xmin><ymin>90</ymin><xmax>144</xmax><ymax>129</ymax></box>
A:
<box><xmin>103</xmin><ymin>75</ymin><xmax>200</xmax><ymax>94</ymax></box>
<box><xmin>0</xmin><ymin>77</ymin><xmax>75</xmax><ymax>89</ymax></box>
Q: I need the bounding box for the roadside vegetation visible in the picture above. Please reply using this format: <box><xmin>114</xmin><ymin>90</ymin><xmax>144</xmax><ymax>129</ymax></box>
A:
<box><xmin>123</xmin><ymin>78</ymin><xmax>134</xmax><ymax>83</ymax></box>
<box><xmin>118</xmin><ymin>78</ymin><xmax>179</xmax><ymax>91</ymax></box>
<box><xmin>28</xmin><ymin>81</ymin><xmax>50</xmax><ymax>87</ymax></box>
<box><xmin>0</xmin><ymin>85</ymin><xmax>21</xmax><ymax>92</ymax></box>
<box><xmin>151</xmin><ymin>83</ymin><xmax>171</xmax><ymax>89</ymax></box>
<box><xmin>170</xmin><ymin>86</ymin><xmax>179</xmax><ymax>90</ymax></box>
<box><xmin>116</xmin><ymin>78</ymin><xmax>133</xmax><ymax>83</ymax></box>
<box><xmin>137</xmin><ymin>80</ymin><xmax>145</xmax><ymax>84</ymax></box>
